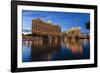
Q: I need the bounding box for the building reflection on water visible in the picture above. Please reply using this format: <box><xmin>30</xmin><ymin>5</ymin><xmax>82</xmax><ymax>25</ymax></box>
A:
<box><xmin>22</xmin><ymin>38</ymin><xmax>90</xmax><ymax>62</ymax></box>
<box><xmin>62</xmin><ymin>39</ymin><xmax>89</xmax><ymax>54</ymax></box>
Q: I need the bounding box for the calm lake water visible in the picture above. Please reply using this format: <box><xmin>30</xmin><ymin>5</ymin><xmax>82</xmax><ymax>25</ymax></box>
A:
<box><xmin>22</xmin><ymin>39</ymin><xmax>90</xmax><ymax>62</ymax></box>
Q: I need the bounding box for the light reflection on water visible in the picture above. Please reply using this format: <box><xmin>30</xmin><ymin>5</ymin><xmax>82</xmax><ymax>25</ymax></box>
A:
<box><xmin>22</xmin><ymin>39</ymin><xmax>90</xmax><ymax>62</ymax></box>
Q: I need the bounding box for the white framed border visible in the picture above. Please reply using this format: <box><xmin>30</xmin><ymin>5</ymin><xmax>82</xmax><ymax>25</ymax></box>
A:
<box><xmin>17</xmin><ymin>5</ymin><xmax>94</xmax><ymax>68</ymax></box>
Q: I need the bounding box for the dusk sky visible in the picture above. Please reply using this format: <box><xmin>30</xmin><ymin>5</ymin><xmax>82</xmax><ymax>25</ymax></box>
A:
<box><xmin>22</xmin><ymin>10</ymin><xmax>90</xmax><ymax>33</ymax></box>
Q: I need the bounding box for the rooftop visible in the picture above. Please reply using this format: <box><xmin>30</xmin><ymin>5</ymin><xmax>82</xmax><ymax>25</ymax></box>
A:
<box><xmin>32</xmin><ymin>19</ymin><xmax>60</xmax><ymax>27</ymax></box>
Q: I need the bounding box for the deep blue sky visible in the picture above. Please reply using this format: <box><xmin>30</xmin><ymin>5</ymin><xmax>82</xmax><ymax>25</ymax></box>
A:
<box><xmin>22</xmin><ymin>10</ymin><xmax>90</xmax><ymax>33</ymax></box>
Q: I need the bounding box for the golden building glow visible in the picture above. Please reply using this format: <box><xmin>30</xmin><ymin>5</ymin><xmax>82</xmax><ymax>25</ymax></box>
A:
<box><xmin>32</xmin><ymin>19</ymin><xmax>61</xmax><ymax>36</ymax></box>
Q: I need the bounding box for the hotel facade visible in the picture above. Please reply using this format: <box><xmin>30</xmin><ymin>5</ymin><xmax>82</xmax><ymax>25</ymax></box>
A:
<box><xmin>32</xmin><ymin>19</ymin><xmax>61</xmax><ymax>37</ymax></box>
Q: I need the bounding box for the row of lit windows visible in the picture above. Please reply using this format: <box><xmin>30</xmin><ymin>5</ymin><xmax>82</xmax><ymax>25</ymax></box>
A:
<box><xmin>32</xmin><ymin>22</ymin><xmax>60</xmax><ymax>30</ymax></box>
<box><xmin>32</xmin><ymin>22</ymin><xmax>61</xmax><ymax>33</ymax></box>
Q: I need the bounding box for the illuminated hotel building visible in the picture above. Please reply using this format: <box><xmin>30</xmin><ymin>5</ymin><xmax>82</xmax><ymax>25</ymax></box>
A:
<box><xmin>62</xmin><ymin>27</ymin><xmax>89</xmax><ymax>39</ymax></box>
<box><xmin>62</xmin><ymin>27</ymin><xmax>81</xmax><ymax>38</ymax></box>
<box><xmin>32</xmin><ymin>19</ymin><xmax>61</xmax><ymax>36</ymax></box>
<box><xmin>67</xmin><ymin>27</ymin><xmax>81</xmax><ymax>37</ymax></box>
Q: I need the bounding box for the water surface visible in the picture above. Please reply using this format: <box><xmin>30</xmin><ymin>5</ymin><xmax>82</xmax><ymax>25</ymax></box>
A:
<box><xmin>22</xmin><ymin>39</ymin><xmax>90</xmax><ymax>62</ymax></box>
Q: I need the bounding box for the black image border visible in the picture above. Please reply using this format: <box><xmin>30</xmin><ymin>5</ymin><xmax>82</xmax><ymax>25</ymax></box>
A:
<box><xmin>11</xmin><ymin>1</ymin><xmax>97</xmax><ymax>72</ymax></box>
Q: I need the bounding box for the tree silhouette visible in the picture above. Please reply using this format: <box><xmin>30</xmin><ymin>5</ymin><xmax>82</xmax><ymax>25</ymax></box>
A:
<box><xmin>85</xmin><ymin>21</ymin><xmax>90</xmax><ymax>30</ymax></box>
